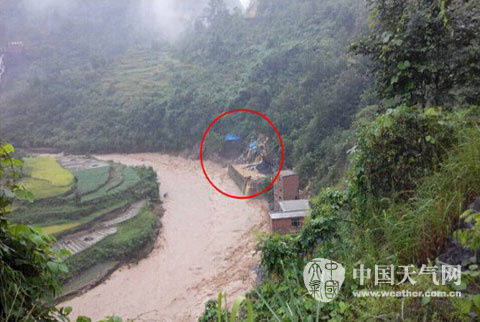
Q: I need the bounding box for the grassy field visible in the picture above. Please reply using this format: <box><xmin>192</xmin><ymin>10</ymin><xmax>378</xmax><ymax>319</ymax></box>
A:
<box><xmin>23</xmin><ymin>178</ymin><xmax>72</xmax><ymax>199</ymax></box>
<box><xmin>73</xmin><ymin>166</ymin><xmax>110</xmax><ymax>195</ymax></box>
<box><xmin>23</xmin><ymin>156</ymin><xmax>74</xmax><ymax>199</ymax></box>
<box><xmin>23</xmin><ymin>156</ymin><xmax>74</xmax><ymax>185</ymax></box>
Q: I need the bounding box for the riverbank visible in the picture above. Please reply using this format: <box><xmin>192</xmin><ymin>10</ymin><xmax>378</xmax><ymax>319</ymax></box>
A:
<box><xmin>63</xmin><ymin>153</ymin><xmax>269</xmax><ymax>321</ymax></box>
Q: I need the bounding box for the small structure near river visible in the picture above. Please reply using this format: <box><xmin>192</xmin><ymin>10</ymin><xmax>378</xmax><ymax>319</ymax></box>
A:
<box><xmin>228</xmin><ymin>163</ymin><xmax>268</xmax><ymax>196</ymax></box>
<box><xmin>223</xmin><ymin>135</ymin><xmax>310</xmax><ymax>233</ymax></box>
<box><xmin>222</xmin><ymin>134</ymin><xmax>242</xmax><ymax>158</ymax></box>
<box><xmin>225</xmin><ymin>134</ymin><xmax>273</xmax><ymax>195</ymax></box>
<box><xmin>270</xmin><ymin>170</ymin><xmax>310</xmax><ymax>234</ymax></box>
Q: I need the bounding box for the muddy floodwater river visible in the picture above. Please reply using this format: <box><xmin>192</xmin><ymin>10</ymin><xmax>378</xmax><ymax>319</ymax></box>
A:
<box><xmin>64</xmin><ymin>153</ymin><xmax>269</xmax><ymax>321</ymax></box>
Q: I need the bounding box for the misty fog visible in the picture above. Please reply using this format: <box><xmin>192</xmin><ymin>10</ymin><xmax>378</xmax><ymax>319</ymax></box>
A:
<box><xmin>0</xmin><ymin>0</ymin><xmax>249</xmax><ymax>43</ymax></box>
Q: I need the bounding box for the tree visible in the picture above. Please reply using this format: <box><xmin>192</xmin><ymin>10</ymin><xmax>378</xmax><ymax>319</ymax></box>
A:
<box><xmin>204</xmin><ymin>0</ymin><xmax>229</xmax><ymax>25</ymax></box>
<box><xmin>351</xmin><ymin>0</ymin><xmax>480</xmax><ymax>108</ymax></box>
<box><xmin>0</xmin><ymin>141</ymin><xmax>70</xmax><ymax>321</ymax></box>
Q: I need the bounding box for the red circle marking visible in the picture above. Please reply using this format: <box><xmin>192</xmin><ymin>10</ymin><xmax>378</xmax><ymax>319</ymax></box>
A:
<box><xmin>200</xmin><ymin>108</ymin><xmax>284</xmax><ymax>199</ymax></box>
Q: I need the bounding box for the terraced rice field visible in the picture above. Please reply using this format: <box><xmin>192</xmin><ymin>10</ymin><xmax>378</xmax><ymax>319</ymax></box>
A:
<box><xmin>106</xmin><ymin>167</ymin><xmax>140</xmax><ymax>195</ymax></box>
<box><xmin>23</xmin><ymin>156</ymin><xmax>74</xmax><ymax>199</ymax></box>
<box><xmin>40</xmin><ymin>222</ymin><xmax>80</xmax><ymax>235</ymax></box>
<box><xmin>23</xmin><ymin>178</ymin><xmax>72</xmax><ymax>199</ymax></box>
<box><xmin>15</xmin><ymin>155</ymin><xmax>148</xmax><ymax>230</ymax></box>
<box><xmin>13</xmin><ymin>153</ymin><xmax>159</xmax><ymax>299</ymax></box>
<box><xmin>23</xmin><ymin>156</ymin><xmax>74</xmax><ymax>186</ymax></box>
<box><xmin>73</xmin><ymin>166</ymin><xmax>110</xmax><ymax>195</ymax></box>
<box><xmin>54</xmin><ymin>200</ymin><xmax>146</xmax><ymax>255</ymax></box>
<box><xmin>81</xmin><ymin>164</ymin><xmax>125</xmax><ymax>202</ymax></box>
<box><xmin>74</xmin><ymin>200</ymin><xmax>133</xmax><ymax>227</ymax></box>
<box><xmin>56</xmin><ymin>227</ymin><xmax>118</xmax><ymax>255</ymax></box>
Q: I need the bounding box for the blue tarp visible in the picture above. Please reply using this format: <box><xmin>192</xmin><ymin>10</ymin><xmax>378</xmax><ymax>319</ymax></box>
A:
<box><xmin>225</xmin><ymin>134</ymin><xmax>240</xmax><ymax>142</ymax></box>
<box><xmin>249</xmin><ymin>140</ymin><xmax>257</xmax><ymax>149</ymax></box>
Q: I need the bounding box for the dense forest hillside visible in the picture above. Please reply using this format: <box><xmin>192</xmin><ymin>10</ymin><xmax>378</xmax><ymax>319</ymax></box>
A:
<box><xmin>0</xmin><ymin>0</ymin><xmax>369</xmax><ymax>188</ymax></box>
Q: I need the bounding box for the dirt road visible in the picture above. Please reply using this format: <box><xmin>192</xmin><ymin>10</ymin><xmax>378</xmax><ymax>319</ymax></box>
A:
<box><xmin>64</xmin><ymin>154</ymin><xmax>269</xmax><ymax>321</ymax></box>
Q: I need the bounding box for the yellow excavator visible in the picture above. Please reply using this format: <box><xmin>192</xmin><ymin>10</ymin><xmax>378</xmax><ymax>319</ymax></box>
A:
<box><xmin>245</xmin><ymin>135</ymin><xmax>274</xmax><ymax>174</ymax></box>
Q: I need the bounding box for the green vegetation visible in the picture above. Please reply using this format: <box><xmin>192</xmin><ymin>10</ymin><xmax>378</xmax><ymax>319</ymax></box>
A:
<box><xmin>60</xmin><ymin>199</ymin><xmax>132</xmax><ymax>229</ymax></box>
<box><xmin>199</xmin><ymin>292</ymin><xmax>253</xmax><ymax>322</ymax></box>
<box><xmin>0</xmin><ymin>142</ymin><xmax>70</xmax><ymax>321</ymax></box>
<box><xmin>73</xmin><ymin>166</ymin><xmax>110</xmax><ymax>195</ymax></box>
<box><xmin>12</xmin><ymin>200</ymin><xmax>126</xmax><ymax>227</ymax></box>
<box><xmin>22</xmin><ymin>157</ymin><xmax>74</xmax><ymax>199</ymax></box>
<box><xmin>81</xmin><ymin>164</ymin><xmax>124</xmax><ymax>202</ymax></box>
<box><xmin>351</xmin><ymin>106</ymin><xmax>461</xmax><ymax>199</ymax></box>
<box><xmin>456</xmin><ymin>210</ymin><xmax>480</xmax><ymax>254</ymax></box>
<box><xmin>11</xmin><ymin>160</ymin><xmax>155</xmax><ymax>231</ymax></box>
<box><xmin>107</xmin><ymin>167</ymin><xmax>140</xmax><ymax>195</ymax></box>
<box><xmin>64</xmin><ymin>207</ymin><xmax>159</xmax><ymax>280</ymax></box>
<box><xmin>40</xmin><ymin>222</ymin><xmax>80</xmax><ymax>235</ymax></box>
<box><xmin>23</xmin><ymin>178</ymin><xmax>71</xmax><ymax>199</ymax></box>
<box><xmin>7</xmin><ymin>152</ymin><xmax>161</xmax><ymax>315</ymax></box>
<box><xmin>350</xmin><ymin>0</ymin><xmax>480</xmax><ymax>108</ymax></box>
<box><xmin>14</xmin><ymin>196</ymin><xmax>137</xmax><ymax>230</ymax></box>
<box><xmin>400</xmin><ymin>125</ymin><xmax>480</xmax><ymax>261</ymax></box>
<box><xmin>23</xmin><ymin>157</ymin><xmax>74</xmax><ymax>186</ymax></box>
<box><xmin>203</xmin><ymin>131</ymin><xmax>224</xmax><ymax>158</ymax></box>
<box><xmin>1</xmin><ymin>141</ymin><xmax>156</xmax><ymax>322</ymax></box>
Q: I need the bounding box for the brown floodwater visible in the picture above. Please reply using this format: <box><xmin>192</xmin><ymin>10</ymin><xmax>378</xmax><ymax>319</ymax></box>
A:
<box><xmin>63</xmin><ymin>153</ymin><xmax>269</xmax><ymax>321</ymax></box>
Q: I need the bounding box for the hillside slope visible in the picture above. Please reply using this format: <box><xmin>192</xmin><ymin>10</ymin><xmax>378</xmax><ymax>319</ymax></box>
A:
<box><xmin>0</xmin><ymin>0</ymin><xmax>369</xmax><ymax>188</ymax></box>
